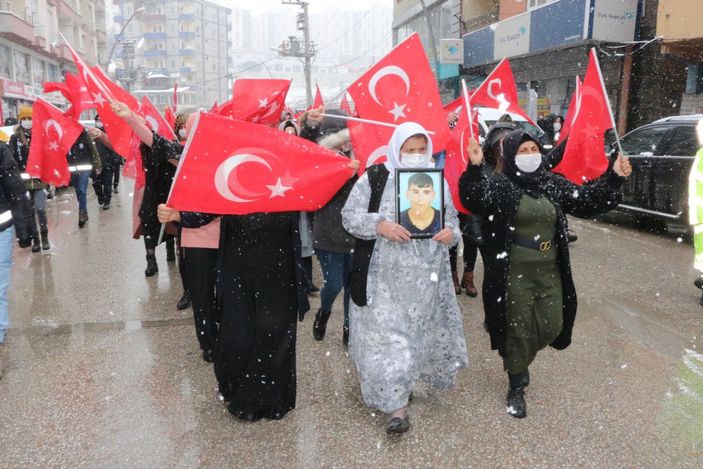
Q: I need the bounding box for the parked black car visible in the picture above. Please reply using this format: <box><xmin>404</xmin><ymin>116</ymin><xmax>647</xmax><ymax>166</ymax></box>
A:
<box><xmin>616</xmin><ymin>114</ymin><xmax>702</xmax><ymax>229</ymax></box>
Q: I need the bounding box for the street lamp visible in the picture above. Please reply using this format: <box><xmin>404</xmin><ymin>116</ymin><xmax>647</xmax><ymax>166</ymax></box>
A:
<box><xmin>103</xmin><ymin>6</ymin><xmax>146</xmax><ymax>70</ymax></box>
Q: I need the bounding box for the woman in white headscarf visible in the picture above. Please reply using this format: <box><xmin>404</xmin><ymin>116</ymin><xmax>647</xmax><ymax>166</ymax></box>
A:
<box><xmin>341</xmin><ymin>122</ymin><xmax>468</xmax><ymax>434</ymax></box>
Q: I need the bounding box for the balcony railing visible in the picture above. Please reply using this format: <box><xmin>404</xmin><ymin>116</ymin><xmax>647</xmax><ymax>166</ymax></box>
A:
<box><xmin>144</xmin><ymin>32</ymin><xmax>167</xmax><ymax>40</ymax></box>
<box><xmin>0</xmin><ymin>11</ymin><xmax>36</xmax><ymax>46</ymax></box>
<box><xmin>179</xmin><ymin>48</ymin><xmax>196</xmax><ymax>56</ymax></box>
<box><xmin>144</xmin><ymin>49</ymin><xmax>167</xmax><ymax>57</ymax></box>
<box><xmin>179</xmin><ymin>31</ymin><xmax>196</xmax><ymax>39</ymax></box>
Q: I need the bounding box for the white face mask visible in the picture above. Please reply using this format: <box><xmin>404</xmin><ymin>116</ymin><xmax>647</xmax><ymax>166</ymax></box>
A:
<box><xmin>178</xmin><ymin>128</ymin><xmax>187</xmax><ymax>139</ymax></box>
<box><xmin>553</xmin><ymin>122</ymin><xmax>561</xmax><ymax>132</ymax></box>
<box><xmin>95</xmin><ymin>121</ymin><xmax>103</xmax><ymax>129</ymax></box>
<box><xmin>514</xmin><ymin>153</ymin><xmax>542</xmax><ymax>173</ymax></box>
<box><xmin>400</xmin><ymin>152</ymin><xmax>432</xmax><ymax>168</ymax></box>
<box><xmin>21</xmin><ymin>120</ymin><xmax>32</xmax><ymax>130</ymax></box>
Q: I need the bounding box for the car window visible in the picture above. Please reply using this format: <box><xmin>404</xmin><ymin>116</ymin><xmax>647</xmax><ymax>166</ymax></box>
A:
<box><xmin>663</xmin><ymin>126</ymin><xmax>699</xmax><ymax>156</ymax></box>
<box><xmin>620</xmin><ymin>126</ymin><xmax>671</xmax><ymax>155</ymax></box>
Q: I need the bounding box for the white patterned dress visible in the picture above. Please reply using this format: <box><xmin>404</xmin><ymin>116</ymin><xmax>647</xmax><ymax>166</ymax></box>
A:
<box><xmin>342</xmin><ymin>171</ymin><xmax>469</xmax><ymax>413</ymax></box>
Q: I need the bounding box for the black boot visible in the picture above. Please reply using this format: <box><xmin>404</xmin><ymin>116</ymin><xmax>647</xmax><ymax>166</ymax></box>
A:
<box><xmin>78</xmin><ymin>210</ymin><xmax>88</xmax><ymax>228</ymax></box>
<box><xmin>506</xmin><ymin>387</ymin><xmax>527</xmax><ymax>418</ymax></box>
<box><xmin>312</xmin><ymin>309</ymin><xmax>331</xmax><ymax>341</ymax></box>
<box><xmin>506</xmin><ymin>370</ymin><xmax>529</xmax><ymax>418</ymax></box>
<box><xmin>177</xmin><ymin>291</ymin><xmax>191</xmax><ymax>310</ymax></box>
<box><xmin>31</xmin><ymin>236</ymin><xmax>40</xmax><ymax>253</ymax></box>
<box><xmin>40</xmin><ymin>230</ymin><xmax>50</xmax><ymax>250</ymax></box>
<box><xmin>695</xmin><ymin>276</ymin><xmax>703</xmax><ymax>290</ymax></box>
<box><xmin>166</xmin><ymin>239</ymin><xmax>176</xmax><ymax>262</ymax></box>
<box><xmin>145</xmin><ymin>254</ymin><xmax>158</xmax><ymax>277</ymax></box>
<box><xmin>342</xmin><ymin>324</ymin><xmax>349</xmax><ymax>346</ymax></box>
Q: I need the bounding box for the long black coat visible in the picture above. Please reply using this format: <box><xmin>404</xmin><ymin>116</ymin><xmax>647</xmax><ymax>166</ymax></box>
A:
<box><xmin>458</xmin><ymin>164</ymin><xmax>624</xmax><ymax>354</ymax></box>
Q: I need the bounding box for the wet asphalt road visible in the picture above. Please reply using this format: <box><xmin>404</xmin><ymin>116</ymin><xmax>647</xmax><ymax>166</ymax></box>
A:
<box><xmin>0</xmin><ymin>183</ymin><xmax>702</xmax><ymax>468</ymax></box>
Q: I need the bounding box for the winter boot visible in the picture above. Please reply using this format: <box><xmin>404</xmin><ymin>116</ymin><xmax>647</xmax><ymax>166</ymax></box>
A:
<box><xmin>695</xmin><ymin>276</ymin><xmax>703</xmax><ymax>290</ymax></box>
<box><xmin>166</xmin><ymin>239</ymin><xmax>176</xmax><ymax>262</ymax></box>
<box><xmin>343</xmin><ymin>324</ymin><xmax>349</xmax><ymax>346</ymax></box>
<box><xmin>462</xmin><ymin>272</ymin><xmax>478</xmax><ymax>297</ymax></box>
<box><xmin>506</xmin><ymin>387</ymin><xmax>527</xmax><ymax>418</ymax></box>
<box><xmin>177</xmin><ymin>291</ymin><xmax>191</xmax><ymax>310</ymax></box>
<box><xmin>31</xmin><ymin>235</ymin><xmax>40</xmax><ymax>253</ymax></box>
<box><xmin>40</xmin><ymin>230</ymin><xmax>50</xmax><ymax>250</ymax></box>
<box><xmin>452</xmin><ymin>270</ymin><xmax>461</xmax><ymax>295</ymax></box>
<box><xmin>78</xmin><ymin>210</ymin><xmax>88</xmax><ymax>228</ymax></box>
<box><xmin>312</xmin><ymin>309</ymin><xmax>332</xmax><ymax>341</ymax></box>
<box><xmin>145</xmin><ymin>254</ymin><xmax>158</xmax><ymax>277</ymax></box>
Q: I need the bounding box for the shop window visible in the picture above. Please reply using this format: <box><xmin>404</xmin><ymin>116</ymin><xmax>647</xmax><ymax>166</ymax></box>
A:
<box><xmin>685</xmin><ymin>63</ymin><xmax>703</xmax><ymax>94</ymax></box>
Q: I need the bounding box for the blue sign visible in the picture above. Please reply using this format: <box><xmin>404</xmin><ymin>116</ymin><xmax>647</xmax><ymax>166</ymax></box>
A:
<box><xmin>463</xmin><ymin>27</ymin><xmax>494</xmax><ymax>68</ymax></box>
<box><xmin>530</xmin><ymin>0</ymin><xmax>585</xmax><ymax>51</ymax></box>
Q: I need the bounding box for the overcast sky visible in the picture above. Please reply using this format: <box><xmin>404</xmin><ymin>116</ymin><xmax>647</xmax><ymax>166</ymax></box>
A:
<box><xmin>221</xmin><ymin>0</ymin><xmax>392</xmax><ymax>14</ymax></box>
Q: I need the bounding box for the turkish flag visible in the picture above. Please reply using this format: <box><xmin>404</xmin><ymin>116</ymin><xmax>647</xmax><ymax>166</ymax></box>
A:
<box><xmin>167</xmin><ymin>113</ymin><xmax>352</xmax><ymax>215</ymax></box>
<box><xmin>471</xmin><ymin>58</ymin><xmax>536</xmax><ymax>125</ymax></box>
<box><xmin>64</xmin><ymin>72</ymin><xmax>94</xmax><ymax>120</ymax></box>
<box><xmin>444</xmin><ymin>93</ymin><xmax>478</xmax><ymax>215</ymax></box>
<box><xmin>64</xmin><ymin>35</ymin><xmax>136</xmax><ymax>158</ymax></box>
<box><xmin>42</xmin><ymin>81</ymin><xmax>71</xmax><ymax>100</ymax></box>
<box><xmin>122</xmin><ymin>134</ymin><xmax>145</xmax><ymax>189</ymax></box>
<box><xmin>348</xmin><ymin>119</ymin><xmax>390</xmax><ymax>174</ymax></box>
<box><xmin>553</xmin><ymin>49</ymin><xmax>613</xmax><ymax>184</ymax></box>
<box><xmin>229</xmin><ymin>79</ymin><xmax>291</xmax><ymax>126</ymax></box>
<box><xmin>347</xmin><ymin>33</ymin><xmax>451</xmax><ymax>158</ymax></box>
<box><xmin>309</xmin><ymin>84</ymin><xmax>324</xmax><ymax>110</ymax></box>
<box><xmin>25</xmin><ymin>98</ymin><xmax>84</xmax><ymax>186</ymax></box>
<box><xmin>140</xmin><ymin>96</ymin><xmax>176</xmax><ymax>140</ymax></box>
<box><xmin>165</xmin><ymin>105</ymin><xmax>177</xmax><ymax>130</ymax></box>
<box><xmin>209</xmin><ymin>101</ymin><xmax>219</xmax><ymax>114</ymax></box>
<box><xmin>557</xmin><ymin>76</ymin><xmax>582</xmax><ymax>145</ymax></box>
<box><xmin>340</xmin><ymin>93</ymin><xmax>357</xmax><ymax>117</ymax></box>
<box><xmin>217</xmin><ymin>98</ymin><xmax>234</xmax><ymax>117</ymax></box>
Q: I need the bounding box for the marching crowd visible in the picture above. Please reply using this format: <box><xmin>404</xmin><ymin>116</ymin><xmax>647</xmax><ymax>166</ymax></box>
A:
<box><xmin>0</xmin><ymin>92</ymin><xmax>640</xmax><ymax>434</ymax></box>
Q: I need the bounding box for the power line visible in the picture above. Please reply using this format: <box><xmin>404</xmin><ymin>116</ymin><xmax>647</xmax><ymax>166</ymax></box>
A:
<box><xmin>333</xmin><ymin>29</ymin><xmax>392</xmax><ymax>68</ymax></box>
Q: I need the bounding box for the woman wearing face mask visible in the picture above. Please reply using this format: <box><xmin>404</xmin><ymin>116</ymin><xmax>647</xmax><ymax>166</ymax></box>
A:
<box><xmin>342</xmin><ymin>122</ymin><xmax>468</xmax><ymax>434</ymax></box>
<box><xmin>459</xmin><ymin>129</ymin><xmax>632</xmax><ymax>419</ymax></box>
<box><xmin>174</xmin><ymin>114</ymin><xmax>188</xmax><ymax>143</ymax></box>
<box><xmin>9</xmin><ymin>106</ymin><xmax>50</xmax><ymax>252</ymax></box>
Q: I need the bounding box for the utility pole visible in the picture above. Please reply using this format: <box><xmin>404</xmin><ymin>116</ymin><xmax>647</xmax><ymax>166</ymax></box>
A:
<box><xmin>278</xmin><ymin>0</ymin><xmax>316</xmax><ymax>107</ymax></box>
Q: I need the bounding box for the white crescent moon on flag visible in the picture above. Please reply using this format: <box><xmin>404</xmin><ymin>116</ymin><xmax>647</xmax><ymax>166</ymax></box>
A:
<box><xmin>261</xmin><ymin>100</ymin><xmax>280</xmax><ymax>120</ymax></box>
<box><xmin>145</xmin><ymin>115</ymin><xmax>159</xmax><ymax>132</ymax></box>
<box><xmin>487</xmin><ymin>79</ymin><xmax>510</xmax><ymax>113</ymax></box>
<box><xmin>44</xmin><ymin>119</ymin><xmax>63</xmax><ymax>143</ymax></box>
<box><xmin>365</xmin><ymin>145</ymin><xmax>389</xmax><ymax>169</ymax></box>
<box><xmin>214</xmin><ymin>153</ymin><xmax>272</xmax><ymax>203</ymax></box>
<box><xmin>368</xmin><ymin>66</ymin><xmax>410</xmax><ymax>107</ymax></box>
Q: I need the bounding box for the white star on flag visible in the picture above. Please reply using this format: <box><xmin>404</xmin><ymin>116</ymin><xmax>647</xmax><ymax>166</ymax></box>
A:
<box><xmin>92</xmin><ymin>92</ymin><xmax>107</xmax><ymax>107</ymax></box>
<box><xmin>388</xmin><ymin>101</ymin><xmax>407</xmax><ymax>122</ymax></box>
<box><xmin>266</xmin><ymin>177</ymin><xmax>292</xmax><ymax>198</ymax></box>
<box><xmin>48</xmin><ymin>141</ymin><xmax>59</xmax><ymax>151</ymax></box>
<box><xmin>258</xmin><ymin>97</ymin><xmax>268</xmax><ymax>108</ymax></box>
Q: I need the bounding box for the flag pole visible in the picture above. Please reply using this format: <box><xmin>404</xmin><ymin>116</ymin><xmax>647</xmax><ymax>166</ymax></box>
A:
<box><xmin>319</xmin><ymin>113</ymin><xmax>436</xmax><ymax>135</ymax></box>
<box><xmin>591</xmin><ymin>48</ymin><xmax>625</xmax><ymax>158</ymax></box>
<box><xmin>461</xmin><ymin>78</ymin><xmax>475</xmax><ymax>140</ymax></box>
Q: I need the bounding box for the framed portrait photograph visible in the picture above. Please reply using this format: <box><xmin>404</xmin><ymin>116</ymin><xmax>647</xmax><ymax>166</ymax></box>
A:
<box><xmin>395</xmin><ymin>168</ymin><xmax>445</xmax><ymax>239</ymax></box>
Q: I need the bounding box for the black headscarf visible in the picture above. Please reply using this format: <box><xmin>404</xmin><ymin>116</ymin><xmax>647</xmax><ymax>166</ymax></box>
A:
<box><xmin>482</xmin><ymin>122</ymin><xmax>517</xmax><ymax>169</ymax></box>
<box><xmin>501</xmin><ymin>129</ymin><xmax>545</xmax><ymax>198</ymax></box>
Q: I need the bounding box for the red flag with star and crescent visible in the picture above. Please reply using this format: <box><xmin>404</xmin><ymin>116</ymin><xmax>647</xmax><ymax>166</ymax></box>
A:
<box><xmin>347</xmin><ymin>33</ymin><xmax>451</xmax><ymax>171</ymax></box>
<box><xmin>552</xmin><ymin>49</ymin><xmax>613</xmax><ymax>184</ymax></box>
<box><xmin>64</xmin><ymin>34</ymin><xmax>137</xmax><ymax>158</ymax></box>
<box><xmin>444</xmin><ymin>93</ymin><xmax>479</xmax><ymax>215</ymax></box>
<box><xmin>25</xmin><ymin>98</ymin><xmax>84</xmax><ymax>186</ymax></box>
<box><xmin>164</xmin><ymin>105</ymin><xmax>177</xmax><ymax>130</ymax></box>
<box><xmin>140</xmin><ymin>96</ymin><xmax>176</xmax><ymax>140</ymax></box>
<box><xmin>470</xmin><ymin>58</ymin><xmax>536</xmax><ymax>125</ymax></box>
<box><xmin>228</xmin><ymin>79</ymin><xmax>291</xmax><ymax>127</ymax></box>
<box><xmin>167</xmin><ymin>113</ymin><xmax>352</xmax><ymax>215</ymax></box>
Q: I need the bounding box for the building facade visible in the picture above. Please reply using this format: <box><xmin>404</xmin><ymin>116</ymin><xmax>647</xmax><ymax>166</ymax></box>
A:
<box><xmin>0</xmin><ymin>0</ymin><xmax>107</xmax><ymax>121</ymax></box>
<box><xmin>113</xmin><ymin>0</ymin><xmax>232</xmax><ymax>110</ymax></box>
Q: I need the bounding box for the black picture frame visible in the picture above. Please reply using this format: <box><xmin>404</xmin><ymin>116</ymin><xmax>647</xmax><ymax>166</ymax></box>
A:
<box><xmin>395</xmin><ymin>168</ymin><xmax>445</xmax><ymax>239</ymax></box>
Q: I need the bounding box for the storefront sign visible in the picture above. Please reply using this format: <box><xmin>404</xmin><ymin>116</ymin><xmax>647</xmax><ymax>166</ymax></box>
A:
<box><xmin>493</xmin><ymin>13</ymin><xmax>530</xmax><ymax>61</ymax></box>
<box><xmin>0</xmin><ymin>80</ymin><xmax>29</xmax><ymax>99</ymax></box>
<box><xmin>440</xmin><ymin>39</ymin><xmax>463</xmax><ymax>65</ymax></box>
<box><xmin>462</xmin><ymin>0</ymin><xmax>638</xmax><ymax>68</ymax></box>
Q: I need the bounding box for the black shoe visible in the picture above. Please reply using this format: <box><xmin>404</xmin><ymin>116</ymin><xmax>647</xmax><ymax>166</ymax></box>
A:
<box><xmin>343</xmin><ymin>325</ymin><xmax>349</xmax><ymax>346</ymax></box>
<box><xmin>695</xmin><ymin>277</ymin><xmax>703</xmax><ymax>290</ymax></box>
<box><xmin>506</xmin><ymin>387</ymin><xmax>527</xmax><ymax>418</ymax></box>
<box><xmin>177</xmin><ymin>292</ymin><xmax>191</xmax><ymax>310</ymax></box>
<box><xmin>46</xmin><ymin>191</ymin><xmax>54</xmax><ymax>200</ymax></box>
<box><xmin>567</xmin><ymin>230</ymin><xmax>578</xmax><ymax>243</ymax></box>
<box><xmin>306</xmin><ymin>284</ymin><xmax>320</xmax><ymax>296</ymax></box>
<box><xmin>312</xmin><ymin>309</ymin><xmax>331</xmax><ymax>341</ymax></box>
<box><xmin>78</xmin><ymin>210</ymin><xmax>88</xmax><ymax>228</ymax></box>
<box><xmin>113</xmin><ymin>187</ymin><xmax>119</xmax><ymax>194</ymax></box>
<box><xmin>202</xmin><ymin>349</ymin><xmax>214</xmax><ymax>363</ymax></box>
<box><xmin>102</xmin><ymin>203</ymin><xmax>110</xmax><ymax>210</ymax></box>
<box><xmin>31</xmin><ymin>238</ymin><xmax>41</xmax><ymax>253</ymax></box>
<box><xmin>385</xmin><ymin>416</ymin><xmax>410</xmax><ymax>434</ymax></box>
<box><xmin>145</xmin><ymin>255</ymin><xmax>158</xmax><ymax>277</ymax></box>
<box><xmin>40</xmin><ymin>230</ymin><xmax>50</xmax><ymax>250</ymax></box>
